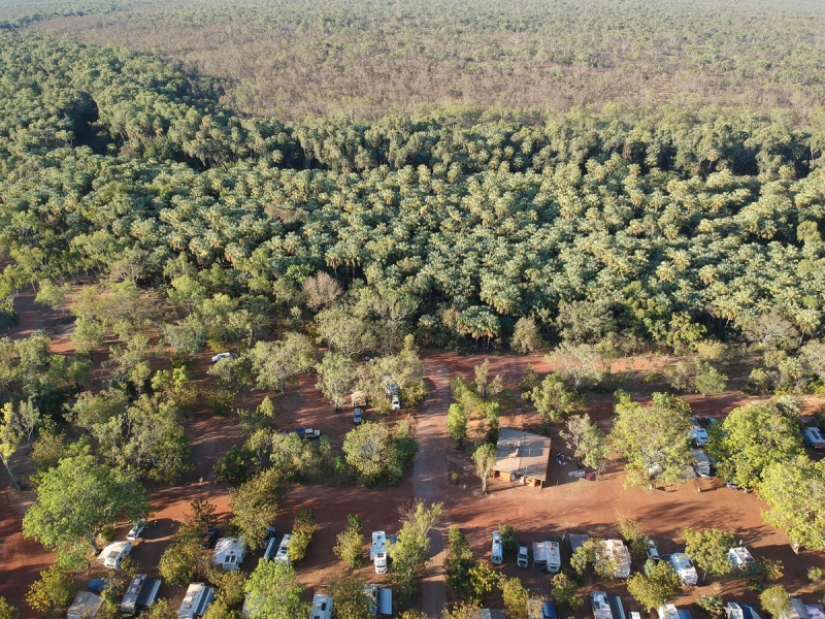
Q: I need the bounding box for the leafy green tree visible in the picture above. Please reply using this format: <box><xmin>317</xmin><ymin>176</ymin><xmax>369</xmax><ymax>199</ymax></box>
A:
<box><xmin>697</xmin><ymin>596</ymin><xmax>726</xmax><ymax>619</ymax></box>
<box><xmin>269</xmin><ymin>432</ymin><xmax>321</xmax><ymax>482</ymax></box>
<box><xmin>759</xmin><ymin>456</ymin><xmax>825</xmax><ymax>550</ymax></box>
<box><xmin>468</xmin><ymin>561</ymin><xmax>499</xmax><ymax>606</ymax></box>
<box><xmin>610</xmin><ymin>391</ymin><xmax>693</xmax><ymax>487</ymax></box>
<box><xmin>158</xmin><ymin>536</ymin><xmax>208</xmax><ymax>586</ymax></box>
<box><xmin>0</xmin><ymin>402</ymin><xmax>22</xmax><ymax>489</ymax></box>
<box><xmin>551</xmin><ymin>573</ymin><xmax>582</xmax><ymax>610</ymax></box>
<box><xmin>342</xmin><ymin>422</ymin><xmax>402</xmax><ymax>486</ymax></box>
<box><xmin>315</xmin><ymin>308</ymin><xmax>376</xmax><ymax>357</ymax></box>
<box><xmin>315</xmin><ymin>352</ymin><xmax>356</xmax><ymax>410</ymax></box>
<box><xmin>0</xmin><ymin>596</ymin><xmax>14</xmax><ymax>619</ymax></box>
<box><xmin>528</xmin><ymin>374</ymin><xmax>584</xmax><ymax>423</ymax></box>
<box><xmin>445</xmin><ymin>527</ymin><xmax>476</xmax><ymax>600</ymax></box>
<box><xmin>683</xmin><ymin>529</ymin><xmax>736</xmax><ymax>579</ymax></box>
<box><xmin>230</xmin><ymin>468</ymin><xmax>286</xmax><ymax>549</ymax></box>
<box><xmin>140</xmin><ymin>599</ymin><xmax>177</xmax><ymax>619</ymax></box>
<box><xmin>287</xmin><ymin>508</ymin><xmax>316</xmax><ymax>564</ymax></box>
<box><xmin>26</xmin><ymin>565</ymin><xmax>75</xmax><ymax>618</ymax></box>
<box><xmin>330</xmin><ymin>575</ymin><xmax>370</xmax><ymax>619</ymax></box>
<box><xmin>528</xmin><ymin>374</ymin><xmax>584</xmax><ymax>424</ymax></box>
<box><xmin>215</xmin><ymin>445</ymin><xmax>254</xmax><ymax>485</ymax></box>
<box><xmin>560</xmin><ymin>414</ymin><xmax>607</xmax><ymax>471</ymax></box>
<box><xmin>389</xmin><ymin>501</ymin><xmax>442</xmax><ymax>603</ymax></box>
<box><xmin>473</xmin><ymin>443</ymin><xmax>497</xmax><ymax>493</ymax></box>
<box><xmin>549</xmin><ymin>343</ymin><xmax>605</xmax><ymax>391</ymax></box>
<box><xmin>708</xmin><ymin>401</ymin><xmax>804</xmax><ymax>489</ymax></box>
<box><xmin>447</xmin><ymin>404</ymin><xmax>468</xmax><ymax>446</ymax></box>
<box><xmin>694</xmin><ymin>363</ymin><xmax>729</xmax><ymax>395</ymax></box>
<box><xmin>626</xmin><ymin>561</ymin><xmax>682</xmax><ymax>610</ymax></box>
<box><xmin>511</xmin><ymin>317</ymin><xmax>543</xmax><ymax>354</ymax></box>
<box><xmin>23</xmin><ymin>455</ymin><xmax>150</xmax><ymax>566</ymax></box>
<box><xmin>500</xmin><ymin>576</ymin><xmax>529</xmax><ymax>619</ymax></box>
<box><xmin>243</xmin><ymin>560</ymin><xmax>308</xmax><ymax>619</ymax></box>
<box><xmin>334</xmin><ymin>514</ymin><xmax>365</xmax><ymax>569</ymax></box>
<box><xmin>760</xmin><ymin>586</ymin><xmax>791</xmax><ymax>619</ymax></box>
<box><xmin>248</xmin><ymin>334</ymin><xmax>315</xmax><ymax>393</ymax></box>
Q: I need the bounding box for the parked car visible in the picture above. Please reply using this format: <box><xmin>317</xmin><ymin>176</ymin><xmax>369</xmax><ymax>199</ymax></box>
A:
<box><xmin>803</xmin><ymin>426</ymin><xmax>825</xmax><ymax>450</ymax></box>
<box><xmin>391</xmin><ymin>394</ymin><xmax>400</xmax><ymax>411</ymax></box>
<box><xmin>201</xmin><ymin>528</ymin><xmax>219</xmax><ymax>549</ymax></box>
<box><xmin>517</xmin><ymin>544</ymin><xmax>529</xmax><ymax>568</ymax></box>
<box><xmin>690</xmin><ymin>427</ymin><xmax>709</xmax><ymax>446</ymax></box>
<box><xmin>353</xmin><ymin>407</ymin><xmax>363</xmax><ymax>425</ymax></box>
<box><xmin>88</xmin><ymin>579</ymin><xmax>108</xmax><ymax>595</ymax></box>
<box><xmin>127</xmin><ymin>518</ymin><xmax>147</xmax><ymax>541</ymax></box>
<box><xmin>645</xmin><ymin>539</ymin><xmax>660</xmax><ymax>562</ymax></box>
<box><xmin>211</xmin><ymin>352</ymin><xmax>233</xmax><ymax>364</ymax></box>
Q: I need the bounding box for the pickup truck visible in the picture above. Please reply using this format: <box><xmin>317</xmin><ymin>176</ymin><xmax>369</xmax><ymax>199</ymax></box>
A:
<box><xmin>295</xmin><ymin>428</ymin><xmax>321</xmax><ymax>439</ymax></box>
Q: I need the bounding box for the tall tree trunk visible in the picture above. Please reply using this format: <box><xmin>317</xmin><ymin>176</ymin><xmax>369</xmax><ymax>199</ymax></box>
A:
<box><xmin>1</xmin><ymin>456</ymin><xmax>20</xmax><ymax>491</ymax></box>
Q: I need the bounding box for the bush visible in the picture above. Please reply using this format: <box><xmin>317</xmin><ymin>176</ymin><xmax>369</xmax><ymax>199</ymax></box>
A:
<box><xmin>498</xmin><ymin>524</ymin><xmax>517</xmax><ymax>553</ymax></box>
<box><xmin>288</xmin><ymin>508</ymin><xmax>316</xmax><ymax>564</ymax></box>
<box><xmin>808</xmin><ymin>566</ymin><xmax>823</xmax><ymax>583</ymax></box>
<box><xmin>695</xmin><ymin>363</ymin><xmax>728</xmax><ymax>395</ymax></box>
<box><xmin>334</xmin><ymin>514</ymin><xmax>364</xmax><ymax>570</ymax></box>
<box><xmin>697</xmin><ymin>595</ymin><xmax>726</xmax><ymax>619</ymax></box>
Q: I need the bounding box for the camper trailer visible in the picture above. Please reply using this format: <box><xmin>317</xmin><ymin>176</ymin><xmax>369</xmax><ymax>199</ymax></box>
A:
<box><xmin>211</xmin><ymin>537</ymin><xmax>246</xmax><ymax>572</ymax></box>
<box><xmin>598</xmin><ymin>540</ymin><xmax>631</xmax><ymax>579</ymax></box>
<box><xmin>532</xmin><ymin>541</ymin><xmax>562</xmax><ymax>573</ymax></box>
<box><xmin>178</xmin><ymin>583</ymin><xmax>215</xmax><ymax>619</ymax></box>
<box><xmin>670</xmin><ymin>552</ymin><xmax>698</xmax><ymax>586</ymax></box>
<box><xmin>727</xmin><ymin>547</ymin><xmax>756</xmax><ymax>570</ymax></box>
<box><xmin>67</xmin><ymin>591</ymin><xmax>103</xmax><ymax>619</ymax></box>
<box><xmin>310</xmin><ymin>594</ymin><xmax>333</xmax><ymax>619</ymax></box>
<box><xmin>120</xmin><ymin>574</ymin><xmax>161</xmax><ymax>615</ymax></box>
<box><xmin>592</xmin><ymin>592</ymin><xmax>614</xmax><ymax>619</ymax></box>
<box><xmin>275</xmin><ymin>533</ymin><xmax>292</xmax><ymax>565</ymax></box>
<box><xmin>370</xmin><ymin>531</ymin><xmax>396</xmax><ymax>574</ymax></box>
<box><xmin>97</xmin><ymin>541</ymin><xmax>132</xmax><ymax>569</ymax></box>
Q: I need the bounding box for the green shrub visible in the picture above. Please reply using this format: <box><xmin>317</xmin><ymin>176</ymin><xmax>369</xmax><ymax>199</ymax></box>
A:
<box><xmin>288</xmin><ymin>508</ymin><xmax>316</xmax><ymax>564</ymax></box>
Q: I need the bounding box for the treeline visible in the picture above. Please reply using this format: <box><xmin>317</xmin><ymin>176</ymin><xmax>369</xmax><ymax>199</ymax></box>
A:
<box><xmin>3</xmin><ymin>33</ymin><xmax>825</xmax><ymax>356</ymax></box>
<box><xmin>19</xmin><ymin>0</ymin><xmax>825</xmax><ymax>120</ymax></box>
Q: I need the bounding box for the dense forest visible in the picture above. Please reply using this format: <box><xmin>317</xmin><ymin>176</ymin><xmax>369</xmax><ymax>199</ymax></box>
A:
<box><xmin>3</xmin><ymin>30</ymin><xmax>825</xmax><ymax>353</ymax></box>
<box><xmin>6</xmin><ymin>0</ymin><xmax>825</xmax><ymax>120</ymax></box>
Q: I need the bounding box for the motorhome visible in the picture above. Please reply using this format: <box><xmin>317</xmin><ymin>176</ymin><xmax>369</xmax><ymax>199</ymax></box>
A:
<box><xmin>491</xmin><ymin>531</ymin><xmax>503</xmax><ymax>564</ymax></box>
<box><xmin>370</xmin><ymin>531</ymin><xmax>395</xmax><ymax>574</ymax></box>
<box><xmin>97</xmin><ymin>541</ymin><xmax>132</xmax><ymax>569</ymax></box>
<box><xmin>211</xmin><ymin>536</ymin><xmax>246</xmax><ymax>572</ymax></box>
<box><xmin>120</xmin><ymin>574</ymin><xmax>161</xmax><ymax>616</ymax></box>
<box><xmin>178</xmin><ymin>583</ymin><xmax>215</xmax><ymax>619</ymax></box>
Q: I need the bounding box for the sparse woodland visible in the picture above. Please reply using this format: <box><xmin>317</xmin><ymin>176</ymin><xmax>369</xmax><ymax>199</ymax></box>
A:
<box><xmin>1</xmin><ymin>0</ymin><xmax>825</xmax><ymax>615</ymax></box>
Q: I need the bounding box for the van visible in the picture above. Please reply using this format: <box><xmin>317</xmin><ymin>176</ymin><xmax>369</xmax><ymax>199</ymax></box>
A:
<box><xmin>491</xmin><ymin>531</ymin><xmax>503</xmax><ymax>564</ymax></box>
